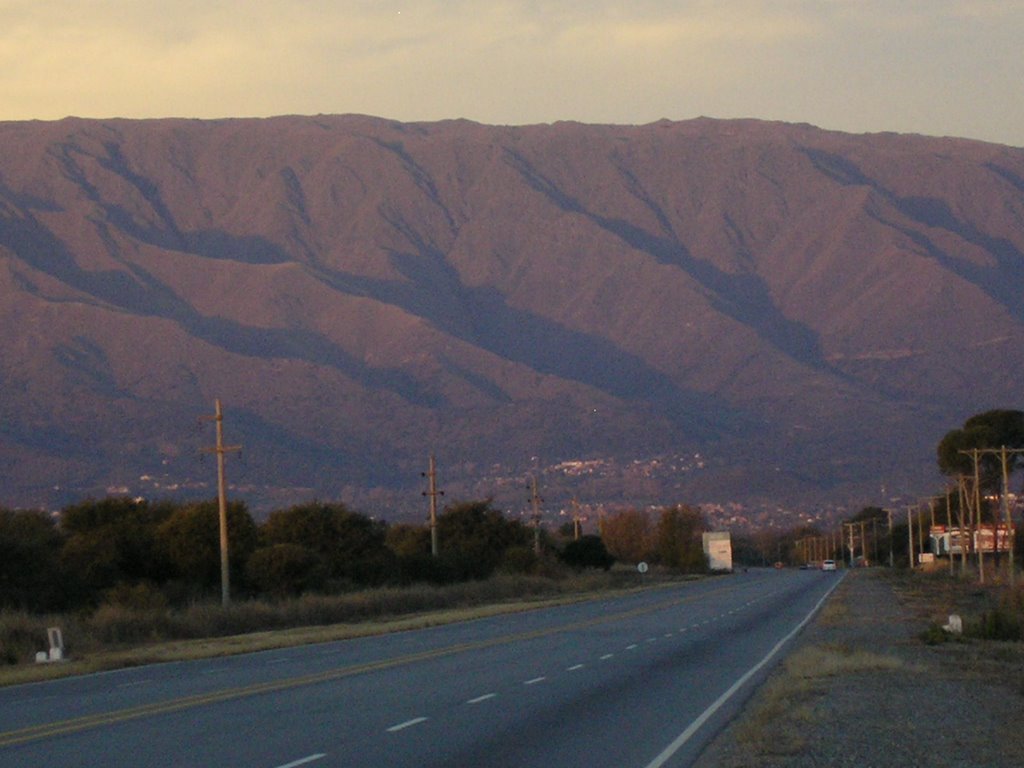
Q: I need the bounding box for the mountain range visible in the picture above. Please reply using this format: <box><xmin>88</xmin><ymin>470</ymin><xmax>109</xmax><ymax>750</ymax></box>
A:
<box><xmin>1</xmin><ymin>115</ymin><xmax>1022</xmax><ymax>520</ymax></box>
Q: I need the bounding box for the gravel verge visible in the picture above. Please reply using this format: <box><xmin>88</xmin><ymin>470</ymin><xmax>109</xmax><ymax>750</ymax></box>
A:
<box><xmin>693</xmin><ymin>568</ymin><xmax>1024</xmax><ymax>768</ymax></box>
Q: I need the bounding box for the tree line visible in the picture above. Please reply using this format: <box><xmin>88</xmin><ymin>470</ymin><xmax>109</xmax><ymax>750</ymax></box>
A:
<box><xmin>0</xmin><ymin>497</ymin><xmax>712</xmax><ymax>614</ymax></box>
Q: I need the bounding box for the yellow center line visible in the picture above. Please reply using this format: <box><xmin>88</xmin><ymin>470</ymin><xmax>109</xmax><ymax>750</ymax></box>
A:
<box><xmin>1</xmin><ymin>582</ymin><xmax>739</xmax><ymax>748</ymax></box>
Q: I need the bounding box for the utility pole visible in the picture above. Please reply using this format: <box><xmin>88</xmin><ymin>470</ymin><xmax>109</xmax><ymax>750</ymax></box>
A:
<box><xmin>957</xmin><ymin>474</ymin><xmax>969</xmax><ymax>574</ymax></box>
<box><xmin>973</xmin><ymin>450</ymin><xmax>984</xmax><ymax>584</ymax></box>
<box><xmin>422</xmin><ymin>454</ymin><xmax>444</xmax><ymax>558</ymax></box>
<box><xmin>886</xmin><ymin>508</ymin><xmax>894</xmax><ymax>568</ymax></box>
<box><xmin>961</xmin><ymin>449</ymin><xmax>986</xmax><ymax>584</ymax></box>
<box><xmin>962</xmin><ymin>446</ymin><xmax>1023</xmax><ymax>587</ymax></box>
<box><xmin>921</xmin><ymin>505</ymin><xmax>929</xmax><ymax>561</ymax></box>
<box><xmin>571</xmin><ymin>498</ymin><xmax>582</xmax><ymax>540</ymax></box>
<box><xmin>202</xmin><ymin>399</ymin><xmax>241</xmax><ymax>607</ymax></box>
<box><xmin>528</xmin><ymin>475</ymin><xmax>543</xmax><ymax>555</ymax></box>
<box><xmin>998</xmin><ymin>446</ymin><xmax>1021</xmax><ymax>588</ymax></box>
<box><xmin>907</xmin><ymin>506</ymin><xmax>915</xmax><ymax>570</ymax></box>
<box><xmin>945</xmin><ymin>487</ymin><xmax>955</xmax><ymax>577</ymax></box>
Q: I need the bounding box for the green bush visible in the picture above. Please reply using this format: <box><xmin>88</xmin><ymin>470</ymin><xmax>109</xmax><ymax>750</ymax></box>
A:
<box><xmin>246</xmin><ymin>544</ymin><xmax>327</xmax><ymax>597</ymax></box>
<box><xmin>971</xmin><ymin>608</ymin><xmax>1023</xmax><ymax>641</ymax></box>
<box><xmin>560</xmin><ymin>535</ymin><xmax>615</xmax><ymax>571</ymax></box>
<box><xmin>920</xmin><ymin>622</ymin><xmax>950</xmax><ymax>645</ymax></box>
<box><xmin>0</xmin><ymin>612</ymin><xmax>50</xmax><ymax>665</ymax></box>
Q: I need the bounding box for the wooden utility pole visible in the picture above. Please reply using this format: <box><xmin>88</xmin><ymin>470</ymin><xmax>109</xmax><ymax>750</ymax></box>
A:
<box><xmin>571</xmin><ymin>498</ymin><xmax>582</xmax><ymax>540</ymax></box>
<box><xmin>957</xmin><ymin>474</ymin><xmax>970</xmax><ymax>574</ymax></box>
<box><xmin>886</xmin><ymin>508</ymin><xmax>894</xmax><ymax>568</ymax></box>
<box><xmin>998</xmin><ymin>446</ymin><xmax>1021</xmax><ymax>587</ymax></box>
<box><xmin>974</xmin><ymin>451</ymin><xmax>984</xmax><ymax>584</ymax></box>
<box><xmin>945</xmin><ymin>487</ymin><xmax>955</xmax><ymax>576</ymax></box>
<box><xmin>961</xmin><ymin>449</ymin><xmax>986</xmax><ymax>584</ymax></box>
<box><xmin>963</xmin><ymin>446</ymin><xmax>1023</xmax><ymax>587</ymax></box>
<box><xmin>907</xmin><ymin>506</ymin><xmax>915</xmax><ymax>569</ymax></box>
<box><xmin>203</xmin><ymin>399</ymin><xmax>241</xmax><ymax>607</ymax></box>
<box><xmin>528</xmin><ymin>475</ymin><xmax>543</xmax><ymax>555</ymax></box>
<box><xmin>422</xmin><ymin>454</ymin><xmax>443</xmax><ymax>558</ymax></box>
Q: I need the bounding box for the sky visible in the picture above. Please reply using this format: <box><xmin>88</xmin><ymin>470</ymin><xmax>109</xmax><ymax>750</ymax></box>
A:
<box><xmin>2</xmin><ymin>0</ymin><xmax>1023</xmax><ymax>147</ymax></box>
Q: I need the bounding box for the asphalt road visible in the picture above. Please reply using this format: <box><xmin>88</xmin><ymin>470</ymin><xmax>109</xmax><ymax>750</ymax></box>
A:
<box><xmin>0</xmin><ymin>569</ymin><xmax>843</xmax><ymax>768</ymax></box>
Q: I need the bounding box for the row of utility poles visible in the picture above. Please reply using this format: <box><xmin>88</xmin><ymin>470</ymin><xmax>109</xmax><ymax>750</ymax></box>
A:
<box><xmin>204</xmin><ymin>399</ymin><xmax>1020</xmax><ymax>606</ymax></box>
<box><xmin>206</xmin><ymin>403</ymin><xmax>559</xmax><ymax>607</ymax></box>
<box><xmin>888</xmin><ymin>445</ymin><xmax>1022</xmax><ymax>587</ymax></box>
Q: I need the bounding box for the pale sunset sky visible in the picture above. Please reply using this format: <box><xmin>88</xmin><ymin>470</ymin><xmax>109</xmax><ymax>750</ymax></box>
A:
<box><xmin>2</xmin><ymin>1</ymin><xmax>1022</xmax><ymax>146</ymax></box>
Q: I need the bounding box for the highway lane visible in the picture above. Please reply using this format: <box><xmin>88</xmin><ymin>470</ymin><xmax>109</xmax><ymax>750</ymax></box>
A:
<box><xmin>0</xmin><ymin>569</ymin><xmax>843</xmax><ymax>767</ymax></box>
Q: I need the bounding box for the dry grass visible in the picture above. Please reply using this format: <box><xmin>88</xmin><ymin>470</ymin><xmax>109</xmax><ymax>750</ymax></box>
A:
<box><xmin>0</xmin><ymin>569</ymin><xmax>659</xmax><ymax>687</ymax></box>
<box><xmin>733</xmin><ymin>642</ymin><xmax>908</xmax><ymax>758</ymax></box>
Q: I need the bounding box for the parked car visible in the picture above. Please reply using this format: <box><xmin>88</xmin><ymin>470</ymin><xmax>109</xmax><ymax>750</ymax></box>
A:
<box><xmin>821</xmin><ymin>559</ymin><xmax>837</xmax><ymax>571</ymax></box>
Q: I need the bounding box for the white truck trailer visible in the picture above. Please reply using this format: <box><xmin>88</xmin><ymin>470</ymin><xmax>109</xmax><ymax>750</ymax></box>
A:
<box><xmin>702</xmin><ymin>531</ymin><xmax>733</xmax><ymax>572</ymax></box>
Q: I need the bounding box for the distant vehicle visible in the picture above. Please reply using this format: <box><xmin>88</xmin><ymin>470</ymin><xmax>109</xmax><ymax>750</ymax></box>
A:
<box><xmin>800</xmin><ymin>563</ymin><xmax>812</xmax><ymax>570</ymax></box>
<box><xmin>821</xmin><ymin>559</ymin><xmax>837</xmax><ymax>571</ymax></box>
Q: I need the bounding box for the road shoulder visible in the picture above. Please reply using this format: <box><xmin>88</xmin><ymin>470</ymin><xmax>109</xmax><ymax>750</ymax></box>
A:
<box><xmin>693</xmin><ymin>569</ymin><xmax>1024</xmax><ymax>767</ymax></box>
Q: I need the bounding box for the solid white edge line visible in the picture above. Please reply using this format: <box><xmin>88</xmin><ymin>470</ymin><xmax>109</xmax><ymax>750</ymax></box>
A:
<box><xmin>643</xmin><ymin>573</ymin><xmax>847</xmax><ymax>768</ymax></box>
<box><xmin>274</xmin><ymin>754</ymin><xmax>327</xmax><ymax>768</ymax></box>
<box><xmin>387</xmin><ymin>717</ymin><xmax>428</xmax><ymax>733</ymax></box>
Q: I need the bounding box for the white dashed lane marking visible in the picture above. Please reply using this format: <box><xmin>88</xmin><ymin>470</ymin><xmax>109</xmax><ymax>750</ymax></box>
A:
<box><xmin>274</xmin><ymin>755</ymin><xmax>326</xmax><ymax>768</ymax></box>
<box><xmin>467</xmin><ymin>693</ymin><xmax>497</xmax><ymax>704</ymax></box>
<box><xmin>387</xmin><ymin>717</ymin><xmax>428</xmax><ymax>733</ymax></box>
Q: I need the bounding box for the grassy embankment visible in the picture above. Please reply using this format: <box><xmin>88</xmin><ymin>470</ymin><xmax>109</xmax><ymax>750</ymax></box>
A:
<box><xmin>1</xmin><ymin>568</ymin><xmax>669</xmax><ymax>687</ymax></box>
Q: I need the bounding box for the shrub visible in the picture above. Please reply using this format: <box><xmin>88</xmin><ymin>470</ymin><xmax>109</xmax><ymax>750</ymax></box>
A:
<box><xmin>560</xmin><ymin>535</ymin><xmax>615</xmax><ymax>571</ymax></box>
<box><xmin>971</xmin><ymin>607</ymin><xmax>1023</xmax><ymax>641</ymax></box>
<box><xmin>246</xmin><ymin>544</ymin><xmax>327</xmax><ymax>597</ymax></box>
<box><xmin>0</xmin><ymin>612</ymin><xmax>50</xmax><ymax>665</ymax></box>
<box><xmin>103</xmin><ymin>582</ymin><xmax>170</xmax><ymax>611</ymax></box>
<box><xmin>500</xmin><ymin>546</ymin><xmax>539</xmax><ymax>574</ymax></box>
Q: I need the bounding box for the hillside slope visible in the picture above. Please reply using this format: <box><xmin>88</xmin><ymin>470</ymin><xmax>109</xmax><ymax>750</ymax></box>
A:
<box><xmin>1</xmin><ymin>116</ymin><xmax>1022</xmax><ymax>515</ymax></box>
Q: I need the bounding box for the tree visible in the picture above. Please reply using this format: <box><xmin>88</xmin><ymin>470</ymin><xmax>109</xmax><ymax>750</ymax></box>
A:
<box><xmin>57</xmin><ymin>497</ymin><xmax>176</xmax><ymax>605</ymax></box>
<box><xmin>560</xmin><ymin>535</ymin><xmax>615</xmax><ymax>571</ymax></box>
<box><xmin>385</xmin><ymin>523</ymin><xmax>430</xmax><ymax>558</ymax></box>
<box><xmin>435</xmin><ymin>500</ymin><xmax>530</xmax><ymax>580</ymax></box>
<box><xmin>937</xmin><ymin>409</ymin><xmax>1024</xmax><ymax>491</ymax></box>
<box><xmin>0</xmin><ymin>508</ymin><xmax>64</xmax><ymax>611</ymax></box>
<box><xmin>600</xmin><ymin>509</ymin><xmax>653</xmax><ymax>564</ymax></box>
<box><xmin>156</xmin><ymin>500</ymin><xmax>258</xmax><ymax>594</ymax></box>
<box><xmin>258</xmin><ymin>502</ymin><xmax>395</xmax><ymax>586</ymax></box>
<box><xmin>654</xmin><ymin>505</ymin><xmax>708</xmax><ymax>573</ymax></box>
<box><xmin>245</xmin><ymin>543</ymin><xmax>326</xmax><ymax>597</ymax></box>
